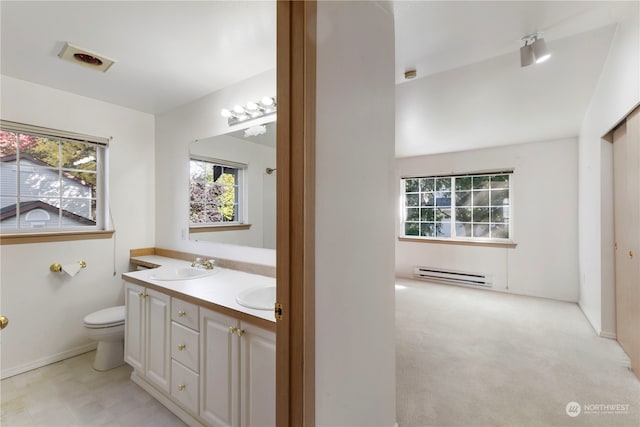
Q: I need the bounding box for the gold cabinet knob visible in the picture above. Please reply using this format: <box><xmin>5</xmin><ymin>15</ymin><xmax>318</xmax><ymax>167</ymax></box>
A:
<box><xmin>177</xmin><ymin>344</ymin><xmax>186</xmax><ymax>351</ymax></box>
<box><xmin>177</xmin><ymin>310</ymin><xmax>186</xmax><ymax>317</ymax></box>
<box><xmin>229</xmin><ymin>326</ymin><xmax>237</xmax><ymax>334</ymax></box>
<box><xmin>0</xmin><ymin>316</ymin><xmax>8</xmax><ymax>330</ymax></box>
<box><xmin>178</xmin><ymin>384</ymin><xmax>185</xmax><ymax>391</ymax></box>
<box><xmin>138</xmin><ymin>292</ymin><xmax>147</xmax><ymax>299</ymax></box>
<box><xmin>236</xmin><ymin>329</ymin><xmax>245</xmax><ymax>337</ymax></box>
<box><xmin>630</xmin><ymin>250</ymin><xmax>634</xmax><ymax>259</ymax></box>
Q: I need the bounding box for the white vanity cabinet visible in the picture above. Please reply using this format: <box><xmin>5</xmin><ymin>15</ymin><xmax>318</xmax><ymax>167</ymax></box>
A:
<box><xmin>124</xmin><ymin>282</ymin><xmax>171</xmax><ymax>393</ymax></box>
<box><xmin>200</xmin><ymin>308</ymin><xmax>276</xmax><ymax>427</ymax></box>
<box><xmin>123</xmin><ymin>269</ymin><xmax>275</xmax><ymax>427</ymax></box>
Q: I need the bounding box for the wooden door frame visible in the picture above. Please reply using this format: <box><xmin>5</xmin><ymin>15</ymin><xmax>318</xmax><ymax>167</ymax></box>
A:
<box><xmin>276</xmin><ymin>1</ymin><xmax>316</xmax><ymax>426</ymax></box>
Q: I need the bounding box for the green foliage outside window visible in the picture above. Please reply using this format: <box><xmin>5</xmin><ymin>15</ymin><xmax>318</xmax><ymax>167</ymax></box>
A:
<box><xmin>189</xmin><ymin>159</ymin><xmax>241</xmax><ymax>225</ymax></box>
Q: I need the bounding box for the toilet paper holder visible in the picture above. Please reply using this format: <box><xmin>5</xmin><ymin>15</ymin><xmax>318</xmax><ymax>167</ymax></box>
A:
<box><xmin>50</xmin><ymin>261</ymin><xmax>86</xmax><ymax>272</ymax></box>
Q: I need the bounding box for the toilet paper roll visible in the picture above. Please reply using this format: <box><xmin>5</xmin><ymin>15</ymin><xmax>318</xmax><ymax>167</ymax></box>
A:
<box><xmin>62</xmin><ymin>262</ymin><xmax>83</xmax><ymax>277</ymax></box>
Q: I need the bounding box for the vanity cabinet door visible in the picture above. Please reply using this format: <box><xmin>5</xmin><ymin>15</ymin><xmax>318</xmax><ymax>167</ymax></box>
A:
<box><xmin>145</xmin><ymin>288</ymin><xmax>171</xmax><ymax>393</ymax></box>
<box><xmin>200</xmin><ymin>308</ymin><xmax>239</xmax><ymax>427</ymax></box>
<box><xmin>239</xmin><ymin>323</ymin><xmax>276</xmax><ymax>427</ymax></box>
<box><xmin>124</xmin><ymin>282</ymin><xmax>145</xmax><ymax>372</ymax></box>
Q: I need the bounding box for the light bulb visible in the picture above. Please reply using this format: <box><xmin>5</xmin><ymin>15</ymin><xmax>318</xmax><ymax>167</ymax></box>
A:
<box><xmin>261</xmin><ymin>96</ymin><xmax>274</xmax><ymax>107</ymax></box>
<box><xmin>221</xmin><ymin>108</ymin><xmax>232</xmax><ymax>118</ymax></box>
<box><xmin>233</xmin><ymin>105</ymin><xmax>245</xmax><ymax>114</ymax></box>
<box><xmin>246</xmin><ymin>101</ymin><xmax>258</xmax><ymax>111</ymax></box>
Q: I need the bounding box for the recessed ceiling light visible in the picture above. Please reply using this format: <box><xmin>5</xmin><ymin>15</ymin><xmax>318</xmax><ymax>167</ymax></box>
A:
<box><xmin>58</xmin><ymin>42</ymin><xmax>116</xmax><ymax>72</ymax></box>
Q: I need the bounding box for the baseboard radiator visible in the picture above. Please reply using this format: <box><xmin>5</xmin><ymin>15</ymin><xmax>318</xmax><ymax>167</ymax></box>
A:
<box><xmin>413</xmin><ymin>266</ymin><xmax>492</xmax><ymax>287</ymax></box>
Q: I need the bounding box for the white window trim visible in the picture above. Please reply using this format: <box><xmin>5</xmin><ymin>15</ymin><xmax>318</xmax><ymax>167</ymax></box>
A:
<box><xmin>399</xmin><ymin>170</ymin><xmax>515</xmax><ymax>245</ymax></box>
<box><xmin>188</xmin><ymin>156</ymin><xmax>248</xmax><ymax>227</ymax></box>
<box><xmin>0</xmin><ymin>120</ymin><xmax>110</xmax><ymax>235</ymax></box>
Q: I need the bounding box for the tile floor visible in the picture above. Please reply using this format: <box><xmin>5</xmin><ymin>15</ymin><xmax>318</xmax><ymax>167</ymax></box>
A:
<box><xmin>1</xmin><ymin>351</ymin><xmax>186</xmax><ymax>427</ymax></box>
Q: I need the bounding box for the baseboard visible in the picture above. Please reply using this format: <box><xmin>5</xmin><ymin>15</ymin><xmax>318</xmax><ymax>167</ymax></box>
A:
<box><xmin>130</xmin><ymin>371</ymin><xmax>205</xmax><ymax>427</ymax></box>
<box><xmin>577</xmin><ymin>300</ymin><xmax>601</xmax><ymax>335</ymax></box>
<box><xmin>1</xmin><ymin>342</ymin><xmax>97</xmax><ymax>380</ymax></box>
<box><xmin>599</xmin><ymin>330</ymin><xmax>617</xmax><ymax>339</ymax></box>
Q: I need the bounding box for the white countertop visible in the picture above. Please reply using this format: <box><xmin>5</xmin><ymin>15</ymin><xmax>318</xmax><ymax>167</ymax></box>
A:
<box><xmin>124</xmin><ymin>255</ymin><xmax>276</xmax><ymax>323</ymax></box>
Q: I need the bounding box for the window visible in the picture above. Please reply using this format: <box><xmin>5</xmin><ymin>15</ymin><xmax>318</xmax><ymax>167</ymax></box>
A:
<box><xmin>0</xmin><ymin>121</ymin><xmax>108</xmax><ymax>233</ymax></box>
<box><xmin>189</xmin><ymin>157</ymin><xmax>246</xmax><ymax>226</ymax></box>
<box><xmin>401</xmin><ymin>172</ymin><xmax>512</xmax><ymax>241</ymax></box>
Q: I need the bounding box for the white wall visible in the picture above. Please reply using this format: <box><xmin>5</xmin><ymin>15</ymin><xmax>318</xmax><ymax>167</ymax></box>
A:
<box><xmin>189</xmin><ymin>134</ymin><xmax>276</xmax><ymax>248</ymax></box>
<box><xmin>0</xmin><ymin>75</ymin><xmax>155</xmax><ymax>378</ymax></box>
<box><xmin>315</xmin><ymin>1</ymin><xmax>396</xmax><ymax>426</ymax></box>
<box><xmin>155</xmin><ymin>69</ymin><xmax>276</xmax><ymax>266</ymax></box>
<box><xmin>396</xmin><ymin>138</ymin><xmax>579</xmax><ymax>302</ymax></box>
<box><xmin>578</xmin><ymin>9</ymin><xmax>640</xmax><ymax>336</ymax></box>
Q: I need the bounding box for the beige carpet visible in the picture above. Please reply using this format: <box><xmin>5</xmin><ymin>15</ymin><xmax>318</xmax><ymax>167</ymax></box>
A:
<box><xmin>395</xmin><ymin>279</ymin><xmax>640</xmax><ymax>427</ymax></box>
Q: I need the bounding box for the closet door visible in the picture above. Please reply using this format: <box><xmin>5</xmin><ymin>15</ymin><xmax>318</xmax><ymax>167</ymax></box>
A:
<box><xmin>613</xmin><ymin>106</ymin><xmax>640</xmax><ymax>379</ymax></box>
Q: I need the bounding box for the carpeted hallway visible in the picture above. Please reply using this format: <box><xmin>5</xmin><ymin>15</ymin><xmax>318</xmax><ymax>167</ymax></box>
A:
<box><xmin>396</xmin><ymin>279</ymin><xmax>640</xmax><ymax>427</ymax></box>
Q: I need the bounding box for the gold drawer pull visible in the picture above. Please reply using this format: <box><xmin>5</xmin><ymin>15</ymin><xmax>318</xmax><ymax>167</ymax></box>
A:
<box><xmin>178</xmin><ymin>384</ymin><xmax>185</xmax><ymax>391</ymax></box>
<box><xmin>177</xmin><ymin>344</ymin><xmax>186</xmax><ymax>351</ymax></box>
<box><xmin>177</xmin><ymin>310</ymin><xmax>186</xmax><ymax>317</ymax></box>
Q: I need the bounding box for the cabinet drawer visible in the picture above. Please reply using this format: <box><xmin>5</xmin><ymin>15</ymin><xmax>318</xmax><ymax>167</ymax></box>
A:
<box><xmin>172</xmin><ymin>298</ymin><xmax>199</xmax><ymax>331</ymax></box>
<box><xmin>171</xmin><ymin>360</ymin><xmax>199</xmax><ymax>414</ymax></box>
<box><xmin>172</xmin><ymin>322</ymin><xmax>199</xmax><ymax>372</ymax></box>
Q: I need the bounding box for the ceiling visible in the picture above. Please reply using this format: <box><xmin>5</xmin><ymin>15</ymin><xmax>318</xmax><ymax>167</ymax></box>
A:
<box><xmin>1</xmin><ymin>1</ymin><xmax>636</xmax><ymax>156</ymax></box>
<box><xmin>0</xmin><ymin>1</ymin><xmax>276</xmax><ymax>114</ymax></box>
<box><xmin>394</xmin><ymin>1</ymin><xmax>632</xmax><ymax>83</ymax></box>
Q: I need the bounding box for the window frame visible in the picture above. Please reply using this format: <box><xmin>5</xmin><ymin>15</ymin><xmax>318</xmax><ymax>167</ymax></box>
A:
<box><xmin>188</xmin><ymin>155</ymin><xmax>248</xmax><ymax>230</ymax></box>
<box><xmin>0</xmin><ymin>120</ymin><xmax>110</xmax><ymax>239</ymax></box>
<box><xmin>399</xmin><ymin>170</ymin><xmax>515</xmax><ymax>246</ymax></box>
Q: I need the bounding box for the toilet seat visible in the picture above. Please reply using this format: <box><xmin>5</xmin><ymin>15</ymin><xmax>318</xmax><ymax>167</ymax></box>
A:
<box><xmin>84</xmin><ymin>305</ymin><xmax>125</xmax><ymax>329</ymax></box>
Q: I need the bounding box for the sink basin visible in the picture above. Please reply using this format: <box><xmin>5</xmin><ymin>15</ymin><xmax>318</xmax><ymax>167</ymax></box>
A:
<box><xmin>236</xmin><ymin>286</ymin><xmax>276</xmax><ymax>310</ymax></box>
<box><xmin>149</xmin><ymin>267</ymin><xmax>213</xmax><ymax>281</ymax></box>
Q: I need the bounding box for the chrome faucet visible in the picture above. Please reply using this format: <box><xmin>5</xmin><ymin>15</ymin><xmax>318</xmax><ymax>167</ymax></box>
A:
<box><xmin>191</xmin><ymin>257</ymin><xmax>215</xmax><ymax>270</ymax></box>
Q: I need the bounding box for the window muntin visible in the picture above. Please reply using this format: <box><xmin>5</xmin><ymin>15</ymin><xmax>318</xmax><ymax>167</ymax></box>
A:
<box><xmin>0</xmin><ymin>125</ymin><xmax>107</xmax><ymax>233</ymax></box>
<box><xmin>189</xmin><ymin>157</ymin><xmax>246</xmax><ymax>226</ymax></box>
<box><xmin>402</xmin><ymin>172</ymin><xmax>511</xmax><ymax>241</ymax></box>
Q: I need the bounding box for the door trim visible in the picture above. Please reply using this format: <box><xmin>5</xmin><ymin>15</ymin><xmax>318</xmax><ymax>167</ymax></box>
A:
<box><xmin>276</xmin><ymin>1</ymin><xmax>316</xmax><ymax>426</ymax></box>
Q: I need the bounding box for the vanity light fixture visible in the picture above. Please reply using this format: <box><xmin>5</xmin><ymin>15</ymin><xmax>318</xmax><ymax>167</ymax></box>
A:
<box><xmin>221</xmin><ymin>96</ymin><xmax>277</xmax><ymax>126</ymax></box>
<box><xmin>520</xmin><ymin>33</ymin><xmax>551</xmax><ymax>67</ymax></box>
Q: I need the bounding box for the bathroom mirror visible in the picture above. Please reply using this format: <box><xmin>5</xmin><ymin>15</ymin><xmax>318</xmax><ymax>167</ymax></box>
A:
<box><xmin>189</xmin><ymin>120</ymin><xmax>276</xmax><ymax>249</ymax></box>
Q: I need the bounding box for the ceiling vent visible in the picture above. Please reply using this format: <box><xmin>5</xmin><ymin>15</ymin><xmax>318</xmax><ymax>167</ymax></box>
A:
<box><xmin>58</xmin><ymin>42</ymin><xmax>116</xmax><ymax>72</ymax></box>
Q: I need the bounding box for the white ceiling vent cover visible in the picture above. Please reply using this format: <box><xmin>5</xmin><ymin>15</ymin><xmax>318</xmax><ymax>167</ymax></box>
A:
<box><xmin>58</xmin><ymin>42</ymin><xmax>116</xmax><ymax>72</ymax></box>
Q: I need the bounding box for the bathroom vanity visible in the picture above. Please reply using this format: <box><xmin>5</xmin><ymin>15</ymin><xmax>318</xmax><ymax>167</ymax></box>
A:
<box><xmin>122</xmin><ymin>254</ymin><xmax>275</xmax><ymax>427</ymax></box>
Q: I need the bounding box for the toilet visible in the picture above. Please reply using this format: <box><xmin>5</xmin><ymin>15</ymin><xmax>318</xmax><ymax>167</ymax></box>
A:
<box><xmin>83</xmin><ymin>305</ymin><xmax>126</xmax><ymax>371</ymax></box>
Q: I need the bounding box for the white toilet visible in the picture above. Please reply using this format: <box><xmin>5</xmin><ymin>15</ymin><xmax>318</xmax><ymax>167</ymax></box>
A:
<box><xmin>83</xmin><ymin>305</ymin><xmax>126</xmax><ymax>371</ymax></box>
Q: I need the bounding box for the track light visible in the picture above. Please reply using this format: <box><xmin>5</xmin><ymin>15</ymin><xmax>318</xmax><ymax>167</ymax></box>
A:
<box><xmin>220</xmin><ymin>96</ymin><xmax>277</xmax><ymax>126</ymax></box>
<box><xmin>520</xmin><ymin>34</ymin><xmax>551</xmax><ymax>68</ymax></box>
<box><xmin>531</xmin><ymin>38</ymin><xmax>550</xmax><ymax>63</ymax></box>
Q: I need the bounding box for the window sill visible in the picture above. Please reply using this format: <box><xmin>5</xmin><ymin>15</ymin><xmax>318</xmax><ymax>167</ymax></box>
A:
<box><xmin>189</xmin><ymin>224</ymin><xmax>252</xmax><ymax>233</ymax></box>
<box><xmin>398</xmin><ymin>236</ymin><xmax>517</xmax><ymax>248</ymax></box>
<box><xmin>0</xmin><ymin>230</ymin><xmax>115</xmax><ymax>245</ymax></box>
